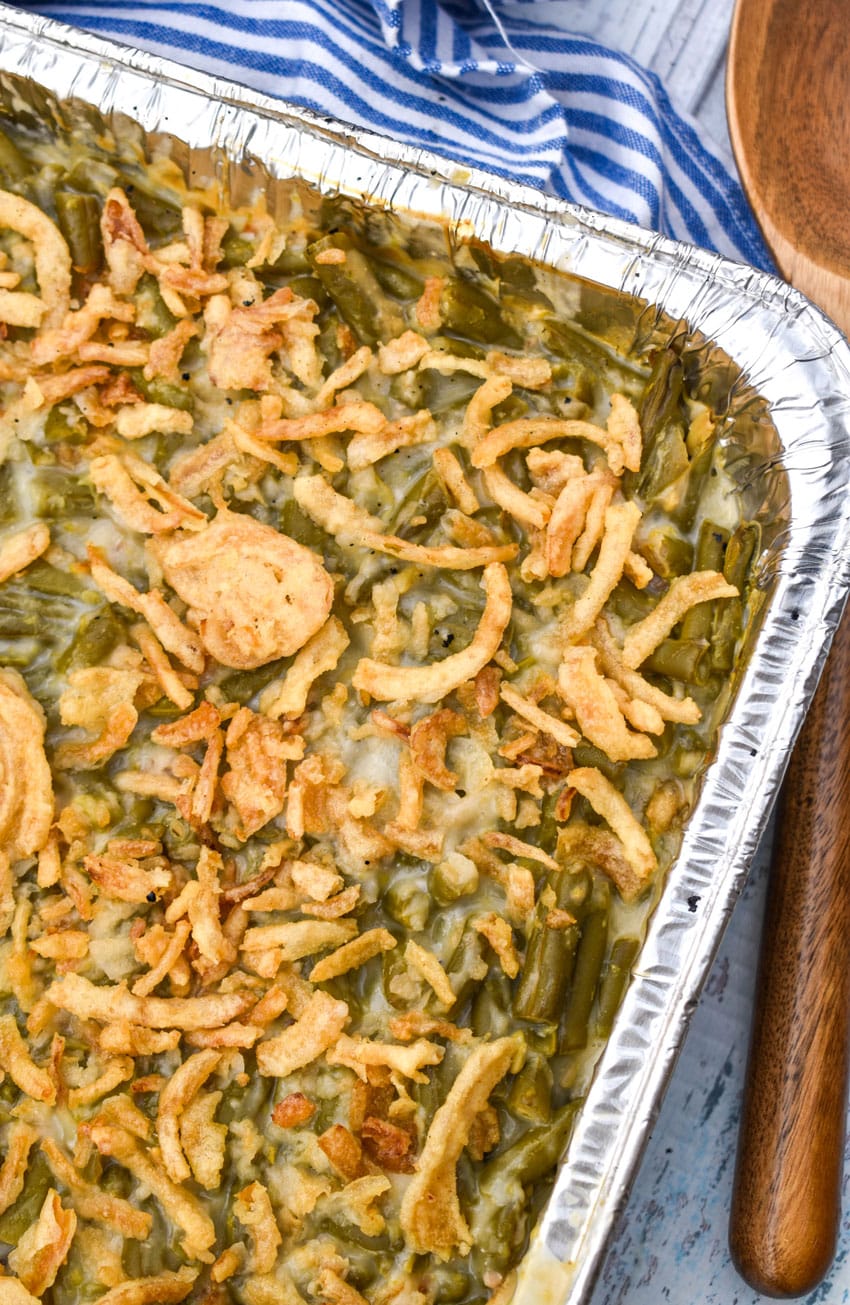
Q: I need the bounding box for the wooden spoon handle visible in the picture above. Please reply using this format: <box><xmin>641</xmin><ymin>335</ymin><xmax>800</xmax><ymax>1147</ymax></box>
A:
<box><xmin>729</xmin><ymin>616</ymin><xmax>850</xmax><ymax>1296</ymax></box>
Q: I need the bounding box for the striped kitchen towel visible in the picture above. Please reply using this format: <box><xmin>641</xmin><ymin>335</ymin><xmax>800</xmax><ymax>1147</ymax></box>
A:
<box><xmin>24</xmin><ymin>0</ymin><xmax>773</xmax><ymax>270</ymax></box>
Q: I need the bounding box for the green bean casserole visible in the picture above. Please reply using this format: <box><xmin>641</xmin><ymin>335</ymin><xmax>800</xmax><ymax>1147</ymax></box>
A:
<box><xmin>0</xmin><ymin>117</ymin><xmax>758</xmax><ymax>1305</ymax></box>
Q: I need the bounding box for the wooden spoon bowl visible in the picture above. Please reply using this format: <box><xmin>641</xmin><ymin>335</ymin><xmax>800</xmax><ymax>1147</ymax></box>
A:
<box><xmin>727</xmin><ymin>0</ymin><xmax>850</xmax><ymax>1296</ymax></box>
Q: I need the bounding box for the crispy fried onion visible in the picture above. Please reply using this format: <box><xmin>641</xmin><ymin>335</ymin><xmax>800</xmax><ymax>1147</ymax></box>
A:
<box><xmin>319</xmin><ymin>1175</ymin><xmax>392</xmax><ymax>1237</ymax></box>
<box><xmin>204</xmin><ymin>286</ymin><xmax>319</xmax><ymax>391</ymax></box>
<box><xmin>592</xmin><ymin>617</ymin><xmax>701</xmax><ymax>724</ymax></box>
<box><xmin>149</xmin><ymin>510</ymin><xmax>333</xmax><ymax>669</ymax></box>
<box><xmin>409</xmin><ymin>708</ymin><xmax>468</xmax><ymax>789</ymax></box>
<box><xmin>89</xmin><ymin>1123</ymin><xmax>216</xmax><ymax>1262</ymax></box>
<box><xmin>31</xmin><ymin>283</ymin><xmax>134</xmax><ymax>365</ymax></box>
<box><xmin>0</xmin><ymin>1122</ymin><xmax>37</xmax><ymax>1216</ymax></box>
<box><xmin>562</xmin><ymin>501</ymin><xmax>641</xmax><ymax>643</ymax></box>
<box><xmin>7</xmin><ymin>1188</ymin><xmax>76</xmax><ymax>1297</ymax></box>
<box><xmin>55</xmin><ymin>666</ymin><xmax>149</xmax><ymax>772</ymax></box>
<box><xmin>471</xmin><ymin>396</ymin><xmax>642</xmax><ymax>475</ymax></box>
<box><xmin>241</xmin><ymin>919</ymin><xmax>357</xmax><ymax>962</ymax></box>
<box><xmin>0</xmin><ymin>1279</ymin><xmax>39</xmax><ymax>1305</ymax></box>
<box><xmin>40</xmin><ymin>1137</ymin><xmax>153</xmax><ymax>1239</ymax></box>
<box><xmin>46</xmin><ymin>973</ymin><xmax>254</xmax><ymax>1030</ymax></box>
<box><xmin>87</xmin><ymin>1269</ymin><xmax>198</xmax><ymax>1305</ymax></box>
<box><xmin>90</xmin><ymin>453</ymin><xmax>206</xmax><ymax>534</ymax></box>
<box><xmin>326</xmin><ymin>1034</ymin><xmax>444</xmax><ymax>1083</ymax></box>
<box><xmin>101</xmin><ymin>189</ymin><xmax>147</xmax><ymax>295</ymax></box>
<box><xmin>293</xmin><ymin>475</ymin><xmax>516</xmax><ymax>570</ymax></box>
<box><xmin>167</xmin><ymin>847</ymin><xmax>235</xmax><ymax>969</ymax></box>
<box><xmin>220</xmin><ymin>708</ymin><xmax>292</xmax><ymax>840</ymax></box>
<box><xmin>309</xmin><ymin>928</ymin><xmax>396</xmax><ymax>983</ymax></box>
<box><xmin>545</xmin><ymin>469</ymin><xmax>615</xmax><ymax>578</ymax></box>
<box><xmin>158</xmin><ymin>1049</ymin><xmax>221</xmax><ymax>1182</ymax></box>
<box><xmin>404</xmin><ymin>940</ymin><xmax>455</xmax><ymax>1007</ymax></box>
<box><xmin>353</xmin><ymin>562</ymin><xmax>512</xmax><ymax>704</ymax></box>
<box><xmin>499</xmin><ymin>681</ymin><xmax>579</xmax><ymax>749</ymax></box>
<box><xmin>0</xmin><ymin>1015</ymin><xmax>55</xmax><ymax>1103</ymax></box>
<box><xmin>378</xmin><ymin>331</ymin><xmax>429</xmax><ymax>374</ymax></box>
<box><xmin>260</xmin><ymin>616</ymin><xmax>349</xmax><ymax>719</ymax></box>
<box><xmin>234</xmin><ymin>1182</ymin><xmax>282</xmax><ymax>1274</ymax></box>
<box><xmin>432</xmin><ymin>447</ymin><xmax>479</xmax><ymax>515</ymax></box>
<box><xmin>180</xmin><ymin>1090</ymin><xmax>227</xmax><ymax>1188</ymax></box>
<box><xmin>558</xmin><ymin>646</ymin><xmax>656</xmax><ymax>762</ymax></box>
<box><xmin>566</xmin><ymin>767</ymin><xmax>657</xmax><ymax>896</ymax></box>
<box><xmin>347</xmin><ymin>410</ymin><xmax>436</xmax><ymax>471</ymax></box>
<box><xmin>621</xmin><ymin>571</ymin><xmax>739</xmax><ymax>669</ymax></box>
<box><xmin>472</xmin><ymin>914</ymin><xmax>520</xmax><ymax>977</ymax></box>
<box><xmin>0</xmin><ymin>523</ymin><xmax>49</xmax><ymax>583</ymax></box>
<box><xmin>0</xmin><ymin>670</ymin><xmax>53</xmax><ymax>862</ymax></box>
<box><xmin>399</xmin><ymin>1034</ymin><xmax>525</xmax><ymax>1257</ymax></box>
<box><xmin>88</xmin><ymin>547</ymin><xmax>205</xmax><ymax>674</ymax></box>
<box><xmin>256</xmin><ymin>990</ymin><xmax>349</xmax><ymax>1078</ymax></box>
<box><xmin>0</xmin><ymin>189</ymin><xmax>71</xmax><ymax>328</ymax></box>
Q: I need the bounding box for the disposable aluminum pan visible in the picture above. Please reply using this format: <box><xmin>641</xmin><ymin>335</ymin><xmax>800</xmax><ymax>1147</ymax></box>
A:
<box><xmin>2</xmin><ymin>5</ymin><xmax>850</xmax><ymax>1301</ymax></box>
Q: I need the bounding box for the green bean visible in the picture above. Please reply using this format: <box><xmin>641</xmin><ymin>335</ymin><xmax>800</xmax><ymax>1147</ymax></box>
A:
<box><xmin>513</xmin><ymin>866</ymin><xmax>590</xmax><ymax>1024</ymax></box>
<box><xmin>55</xmin><ymin>192</ymin><xmax>103</xmax><ymax>275</ymax></box>
<box><xmin>711</xmin><ymin>523</ymin><xmax>759</xmax><ymax>671</ymax></box>
<box><xmin>56</xmin><ymin>608</ymin><xmax>126</xmax><ymax>674</ymax></box>
<box><xmin>560</xmin><ymin>891</ymin><xmax>610</xmax><ymax>1053</ymax></box>
<box><xmin>637</xmin><ymin>528</ymin><xmax>694</xmax><ymax>580</ymax></box>
<box><xmin>277</xmin><ymin>498</ymin><xmax>328</xmax><ymax>552</ymax></box>
<box><xmin>480</xmin><ymin>1099</ymin><xmax>580</xmax><ymax>1193</ymax></box>
<box><xmin>444</xmin><ymin>924</ymin><xmax>487</xmax><ymax>1011</ymax></box>
<box><xmin>220</xmin><ymin>231</ymin><xmax>255</xmax><ymax>268</ymax></box>
<box><xmin>605</xmin><ymin>580</ymin><xmax>656</xmax><ymax>625</ymax></box>
<box><xmin>595</xmin><ymin>937</ymin><xmax>640</xmax><ymax>1037</ymax></box>
<box><xmin>370</xmin><ymin>256</ymin><xmax>422</xmax><ymax>300</ymax></box>
<box><xmin>440</xmin><ymin>276</ymin><xmax>522</xmax><ymax>349</ymax></box>
<box><xmin>30</xmin><ymin>472</ymin><xmax>95</xmax><ymax>520</ymax></box>
<box><xmin>44</xmin><ymin>403</ymin><xmax>88</xmax><ymax>445</ymax></box>
<box><xmin>0</xmin><ymin>464</ymin><xmax>16</xmax><ymax>524</ymax></box>
<box><xmin>0</xmin><ymin>1150</ymin><xmax>52</xmax><ymax>1242</ymax></box>
<box><xmin>307</xmin><ymin>233</ymin><xmax>404</xmax><ymax>345</ymax></box>
<box><xmin>427</xmin><ymin>1269</ymin><xmax>471</xmax><ymax>1304</ymax></box>
<box><xmin>471</xmin><ymin>973</ymin><xmax>512</xmax><ymax>1038</ymax></box>
<box><xmin>65</xmin><ymin>158</ymin><xmax>120</xmax><ymax>197</ymax></box>
<box><xmin>24</xmin><ymin>559</ymin><xmax>90</xmax><ymax>600</ymax></box>
<box><xmin>506</xmin><ymin>1053</ymin><xmax>553</xmax><ymax>1123</ymax></box>
<box><xmin>636</xmin><ymin>421</ymin><xmax>689</xmax><ymax>502</ymax></box>
<box><xmin>391</xmin><ymin>468</ymin><xmax>448</xmax><ymax>540</ymax></box>
<box><xmin>639</xmin><ymin>345</ymin><xmax>684</xmax><ymax>440</ymax></box>
<box><xmin>218</xmin><ymin>658</ymin><xmax>288</xmax><ymax>706</ymax></box>
<box><xmin>643</xmin><ymin>637</ymin><xmax>710</xmax><ymax>685</ymax></box>
<box><xmin>472</xmin><ymin>1100</ymin><xmax>581</xmax><ymax>1262</ymax></box>
<box><xmin>680</xmin><ymin>521</ymin><xmax>729</xmax><ymax>641</ymax></box>
<box><xmin>419</xmin><ymin>367</ymin><xmax>481</xmax><ymax>416</ymax></box>
<box><xmin>288</xmin><ymin>274</ymin><xmax>329</xmax><ymax>308</ymax></box>
<box><xmin>134</xmin><ymin>275</ymin><xmax>177</xmax><ymax>340</ymax></box>
<box><xmin>0</xmin><ymin>127</ymin><xmax>27</xmax><ymax>180</ymax></box>
<box><xmin>670</xmin><ymin>443</ymin><xmax>714</xmax><ymax>531</ymax></box>
<box><xmin>542</xmin><ymin>315</ymin><xmax>640</xmax><ymax>387</ymax></box>
<box><xmin>130</xmin><ymin>369</ymin><xmax>193</xmax><ymax>412</ymax></box>
<box><xmin>384</xmin><ymin>878</ymin><xmax>430</xmax><ymax>931</ymax></box>
<box><xmin>120</xmin><ymin>180</ymin><xmax>182</xmax><ymax>239</ymax></box>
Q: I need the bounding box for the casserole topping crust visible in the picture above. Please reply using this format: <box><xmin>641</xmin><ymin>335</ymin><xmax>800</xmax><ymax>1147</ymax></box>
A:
<box><xmin>0</xmin><ymin>123</ymin><xmax>756</xmax><ymax>1305</ymax></box>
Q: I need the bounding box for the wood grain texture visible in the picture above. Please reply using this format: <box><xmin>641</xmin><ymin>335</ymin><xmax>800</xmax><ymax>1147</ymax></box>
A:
<box><xmin>729</xmin><ymin>627</ymin><xmax>850</xmax><ymax>1295</ymax></box>
<box><xmin>727</xmin><ymin>0</ymin><xmax>850</xmax><ymax>1291</ymax></box>
<box><xmin>727</xmin><ymin>0</ymin><xmax>850</xmax><ymax>335</ymax></box>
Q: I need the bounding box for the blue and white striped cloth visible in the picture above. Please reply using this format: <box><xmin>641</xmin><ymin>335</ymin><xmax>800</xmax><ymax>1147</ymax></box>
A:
<box><xmin>24</xmin><ymin>0</ymin><xmax>773</xmax><ymax>271</ymax></box>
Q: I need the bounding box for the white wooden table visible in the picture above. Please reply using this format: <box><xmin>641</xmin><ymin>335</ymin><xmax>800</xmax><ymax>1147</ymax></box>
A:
<box><xmin>499</xmin><ymin>4</ymin><xmax>850</xmax><ymax>1304</ymax></box>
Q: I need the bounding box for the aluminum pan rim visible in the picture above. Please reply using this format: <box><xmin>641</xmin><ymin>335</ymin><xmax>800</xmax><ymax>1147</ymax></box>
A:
<box><xmin>1</xmin><ymin>5</ymin><xmax>849</xmax><ymax>1300</ymax></box>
